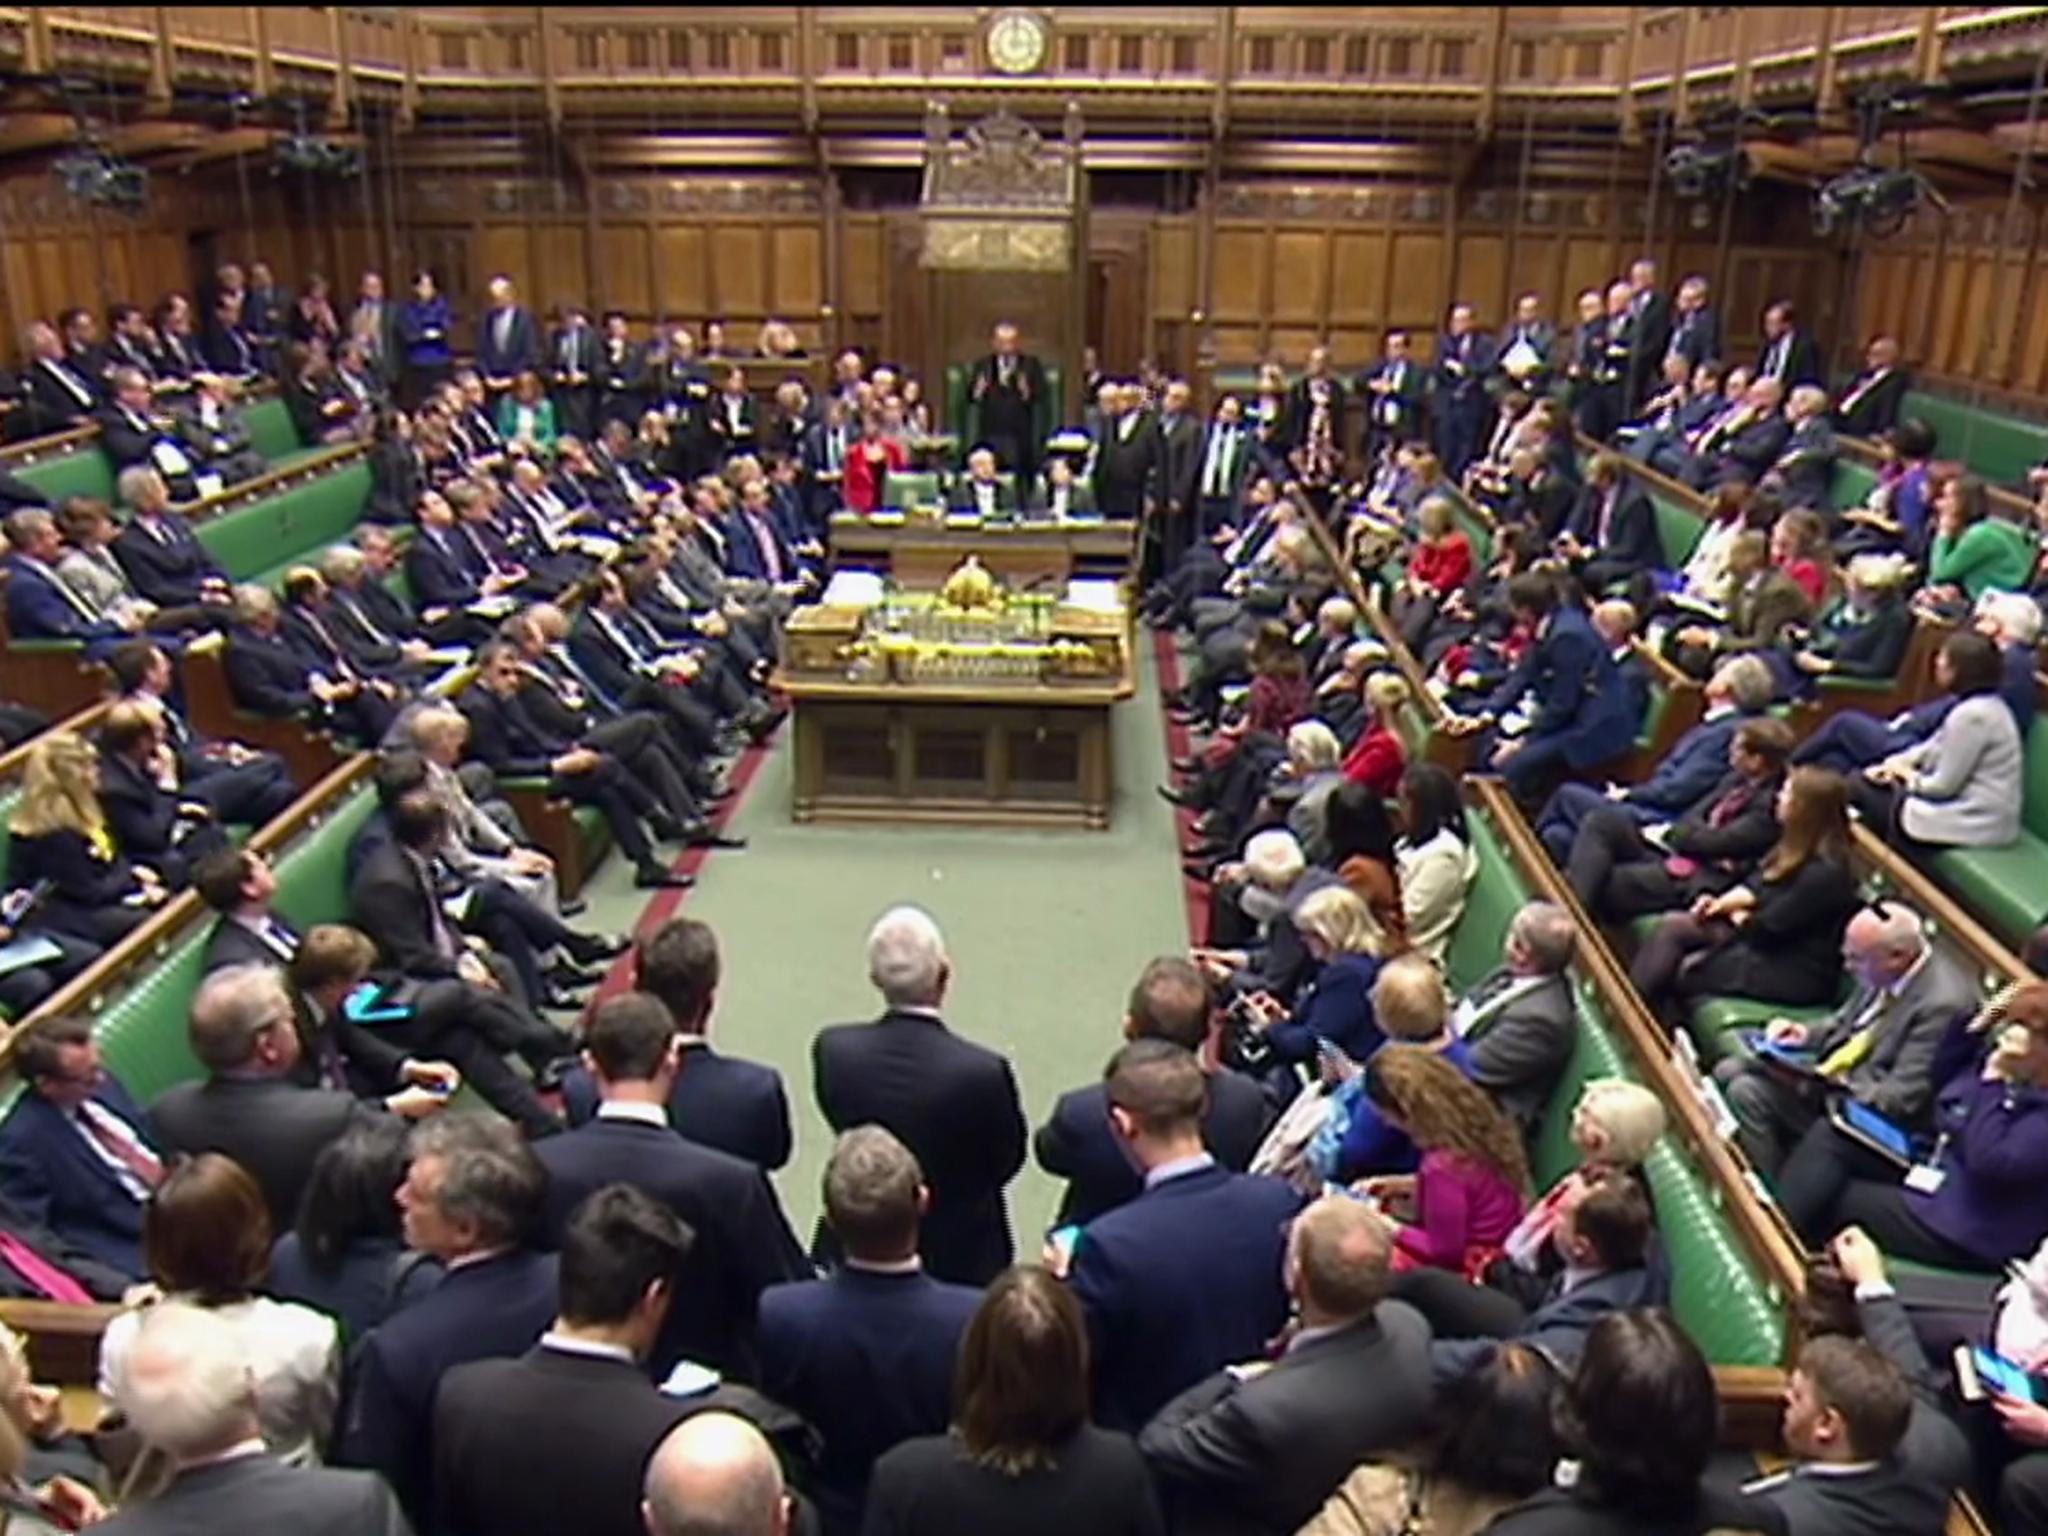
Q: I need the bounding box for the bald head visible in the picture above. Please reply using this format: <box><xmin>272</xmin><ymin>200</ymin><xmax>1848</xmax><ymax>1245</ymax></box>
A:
<box><xmin>643</xmin><ymin>1412</ymin><xmax>788</xmax><ymax>1536</ymax></box>
<box><xmin>1287</xmin><ymin>1195</ymin><xmax>1393</xmax><ymax>1323</ymax></box>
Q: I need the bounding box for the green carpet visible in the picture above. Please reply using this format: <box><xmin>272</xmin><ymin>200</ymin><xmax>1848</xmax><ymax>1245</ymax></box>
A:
<box><xmin>568</xmin><ymin>641</ymin><xmax>1189</xmax><ymax>1241</ymax></box>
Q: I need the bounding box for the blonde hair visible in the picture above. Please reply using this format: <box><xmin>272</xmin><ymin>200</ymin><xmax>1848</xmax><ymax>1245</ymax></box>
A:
<box><xmin>1573</xmin><ymin>1079</ymin><xmax>1667</xmax><ymax>1167</ymax></box>
<box><xmin>1372</xmin><ymin>952</ymin><xmax>1447</xmax><ymax>1041</ymax></box>
<box><xmin>1416</xmin><ymin>496</ymin><xmax>1457</xmax><ymax>538</ymax></box>
<box><xmin>1293</xmin><ymin>885</ymin><xmax>1387</xmax><ymax>959</ymax></box>
<box><xmin>8</xmin><ymin>731</ymin><xmax>106</xmax><ymax>840</ymax></box>
<box><xmin>1286</xmin><ymin>720</ymin><xmax>1342</xmax><ymax>772</ymax></box>
<box><xmin>1364</xmin><ymin>671</ymin><xmax>1411</xmax><ymax>719</ymax></box>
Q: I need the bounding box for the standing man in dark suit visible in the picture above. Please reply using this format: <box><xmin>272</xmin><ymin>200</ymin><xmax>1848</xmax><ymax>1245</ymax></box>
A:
<box><xmin>548</xmin><ymin>304</ymin><xmax>601</xmax><ymax>442</ymax></box>
<box><xmin>596</xmin><ymin>311</ymin><xmax>649</xmax><ymax>429</ymax></box>
<box><xmin>1061</xmin><ymin>1040</ymin><xmax>1304</xmax><ymax>1432</ymax></box>
<box><xmin>1495</xmin><ymin>292</ymin><xmax>1557</xmax><ymax>396</ymax></box>
<box><xmin>1665</xmin><ymin>274</ymin><xmax>1722</xmax><ymax>373</ymax></box>
<box><xmin>1623</xmin><ymin>258</ymin><xmax>1674</xmax><ymax>413</ymax></box>
<box><xmin>1191</xmin><ymin>395</ymin><xmax>1253</xmax><ymax>540</ymax></box>
<box><xmin>534</xmin><ymin>993</ymin><xmax>811</xmax><ymax>1381</ymax></box>
<box><xmin>1035</xmin><ymin>956</ymin><xmax>1273</xmax><ymax>1227</ymax></box>
<box><xmin>1092</xmin><ymin>381</ymin><xmax>1158</xmax><ymax>524</ymax></box>
<box><xmin>1140</xmin><ymin>1194</ymin><xmax>1434</xmax><ymax>1535</ymax></box>
<box><xmin>96</xmin><ymin>1303</ymin><xmax>410</xmax><ymax>1536</ymax></box>
<box><xmin>813</xmin><ymin>906</ymin><xmax>1027</xmax><ymax>1286</ymax></box>
<box><xmin>349</xmin><ymin>270</ymin><xmax>402</xmax><ymax>387</ymax></box>
<box><xmin>476</xmin><ymin>275</ymin><xmax>540</xmax><ymax>400</ymax></box>
<box><xmin>1152</xmin><ymin>378</ymin><xmax>1204</xmax><ymax>574</ymax></box>
<box><xmin>1432</xmin><ymin>303</ymin><xmax>1498</xmax><ymax>479</ymax></box>
<box><xmin>150</xmin><ymin>964</ymin><xmax>440</xmax><ymax>1231</ymax></box>
<box><xmin>560</xmin><ymin>917</ymin><xmax>793</xmax><ymax>1171</ymax></box>
<box><xmin>967</xmin><ymin>321</ymin><xmax>1048</xmax><ymax>481</ymax></box>
<box><xmin>1834</xmin><ymin>336</ymin><xmax>1911</xmax><ymax>439</ymax></box>
<box><xmin>1455</xmin><ymin>902</ymin><xmax>1580</xmax><ymax>1136</ymax></box>
<box><xmin>1758</xmin><ymin>299</ymin><xmax>1824</xmax><ymax>389</ymax></box>
<box><xmin>433</xmin><ymin>1185</ymin><xmax>695</xmax><ymax>1536</ymax></box>
<box><xmin>1357</xmin><ymin>331</ymin><xmax>1424</xmax><ymax>466</ymax></box>
<box><xmin>0</xmin><ymin>1013</ymin><xmax>162</xmax><ymax>1279</ymax></box>
<box><xmin>758</xmin><ymin>1127</ymin><xmax>981</xmax><ymax>1533</ymax></box>
<box><xmin>339</xmin><ymin>1116</ymin><xmax>557</xmax><ymax>1524</ymax></box>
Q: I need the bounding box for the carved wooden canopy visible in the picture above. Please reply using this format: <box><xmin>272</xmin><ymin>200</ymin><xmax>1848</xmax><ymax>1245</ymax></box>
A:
<box><xmin>918</xmin><ymin>103</ymin><xmax>1082</xmax><ymax>271</ymax></box>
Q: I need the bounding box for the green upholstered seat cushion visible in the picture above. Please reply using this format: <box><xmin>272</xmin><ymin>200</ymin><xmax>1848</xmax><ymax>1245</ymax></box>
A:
<box><xmin>1650</xmin><ymin>490</ymin><xmax>1706</xmax><ymax>568</ymax></box>
<box><xmin>16</xmin><ymin>450</ymin><xmax>116</xmax><ymax>507</ymax></box>
<box><xmin>198</xmin><ymin>461</ymin><xmax>374</xmax><ymax>584</ymax></box>
<box><xmin>1901</xmin><ymin>390</ymin><xmax>2048</xmax><ymax>489</ymax></box>
<box><xmin>942</xmin><ymin>364</ymin><xmax>1065</xmax><ymax>468</ymax></box>
<box><xmin>1445</xmin><ymin>805</ymin><xmax>1532</xmax><ymax>995</ymax></box>
<box><xmin>1645</xmin><ymin>1138</ymin><xmax>1786</xmax><ymax>1365</ymax></box>
<box><xmin>92</xmin><ymin>786</ymin><xmax>378</xmax><ymax>1102</ymax></box>
<box><xmin>244</xmin><ymin>398</ymin><xmax>304</xmax><ymax>461</ymax></box>
<box><xmin>1686</xmin><ymin>998</ymin><xmax>1840</xmax><ymax>1069</ymax></box>
<box><xmin>881</xmin><ymin>471</ymin><xmax>941</xmax><ymax>509</ymax></box>
<box><xmin>1929</xmin><ymin>837</ymin><xmax>2048</xmax><ymax>948</ymax></box>
<box><xmin>1832</xmin><ymin>460</ymin><xmax>1878</xmax><ymax>511</ymax></box>
<box><xmin>1635</xmin><ymin>682</ymin><xmax>1670</xmax><ymax>752</ymax></box>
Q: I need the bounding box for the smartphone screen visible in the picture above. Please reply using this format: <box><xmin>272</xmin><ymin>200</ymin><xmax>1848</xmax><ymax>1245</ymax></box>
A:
<box><xmin>1977</xmin><ymin>1347</ymin><xmax>2038</xmax><ymax>1404</ymax></box>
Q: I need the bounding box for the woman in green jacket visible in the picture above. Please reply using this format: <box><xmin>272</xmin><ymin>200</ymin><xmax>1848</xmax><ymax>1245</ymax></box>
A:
<box><xmin>494</xmin><ymin>368</ymin><xmax>558</xmax><ymax>455</ymax></box>
<box><xmin>1926</xmin><ymin>472</ymin><xmax>2033</xmax><ymax>603</ymax></box>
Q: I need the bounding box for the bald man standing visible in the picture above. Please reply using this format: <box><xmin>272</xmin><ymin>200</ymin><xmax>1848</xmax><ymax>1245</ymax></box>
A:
<box><xmin>1139</xmin><ymin>1195</ymin><xmax>1433</xmax><ymax>1535</ymax></box>
<box><xmin>643</xmin><ymin>1413</ymin><xmax>791</xmax><ymax>1536</ymax></box>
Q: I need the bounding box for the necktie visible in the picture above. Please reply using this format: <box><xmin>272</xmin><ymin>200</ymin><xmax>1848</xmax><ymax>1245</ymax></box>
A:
<box><xmin>263</xmin><ymin>917</ymin><xmax>300</xmax><ymax>959</ymax></box>
<box><xmin>77</xmin><ymin>1104</ymin><xmax>163</xmax><ymax>1190</ymax></box>
<box><xmin>1820</xmin><ymin>993</ymin><xmax>1888</xmax><ymax>1077</ymax></box>
<box><xmin>415</xmin><ymin>853</ymin><xmax>458</xmax><ymax>958</ymax></box>
<box><xmin>340</xmin><ymin>592</ymin><xmax>392</xmax><ymax>649</ymax></box>
<box><xmin>0</xmin><ymin>1233</ymin><xmax>91</xmax><ymax>1304</ymax></box>
<box><xmin>51</xmin><ymin>362</ymin><xmax>91</xmax><ymax>406</ymax></box>
<box><xmin>1707</xmin><ymin>782</ymin><xmax>1750</xmax><ymax>828</ymax></box>
<box><xmin>45</xmin><ymin>562</ymin><xmax>102</xmax><ymax>622</ymax></box>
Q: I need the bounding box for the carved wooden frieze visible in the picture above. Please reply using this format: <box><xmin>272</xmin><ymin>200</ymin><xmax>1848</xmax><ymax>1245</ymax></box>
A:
<box><xmin>919</xmin><ymin>219</ymin><xmax>1070</xmax><ymax>270</ymax></box>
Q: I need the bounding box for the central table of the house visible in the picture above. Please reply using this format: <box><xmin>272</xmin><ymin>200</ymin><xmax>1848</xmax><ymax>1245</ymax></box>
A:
<box><xmin>778</xmin><ymin>512</ymin><xmax>1140</xmax><ymax>829</ymax></box>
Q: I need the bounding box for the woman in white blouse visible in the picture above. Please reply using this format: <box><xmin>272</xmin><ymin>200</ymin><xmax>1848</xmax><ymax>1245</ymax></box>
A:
<box><xmin>1394</xmin><ymin>763</ymin><xmax>1479</xmax><ymax>969</ymax></box>
<box><xmin>100</xmin><ymin>1154</ymin><xmax>338</xmax><ymax>1465</ymax></box>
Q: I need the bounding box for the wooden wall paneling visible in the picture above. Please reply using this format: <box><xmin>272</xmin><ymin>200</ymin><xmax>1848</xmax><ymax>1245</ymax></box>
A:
<box><xmin>1455</xmin><ymin>233</ymin><xmax>1507</xmax><ymax>326</ymax></box>
<box><xmin>710</xmin><ymin>222</ymin><xmax>767</xmax><ymax>319</ymax></box>
<box><xmin>1560</xmin><ymin>237</ymin><xmax>1613</xmax><ymax>322</ymax></box>
<box><xmin>477</xmin><ymin>225</ymin><xmax>535</xmax><ymax>309</ymax></box>
<box><xmin>99</xmin><ymin>227</ymin><xmax>133</xmax><ymax>312</ymax></box>
<box><xmin>595</xmin><ymin>225</ymin><xmax>653</xmax><ymax>317</ymax></box>
<box><xmin>841</xmin><ymin>215</ymin><xmax>884</xmax><ymax>319</ymax></box>
<box><xmin>0</xmin><ymin>241</ymin><xmax>32</xmax><ymax>353</ymax></box>
<box><xmin>2018</xmin><ymin>259</ymin><xmax>2048</xmax><ymax>396</ymax></box>
<box><xmin>1386</xmin><ymin>232</ymin><xmax>1447</xmax><ymax>336</ymax></box>
<box><xmin>1952</xmin><ymin>250</ymin><xmax>1996</xmax><ymax>382</ymax></box>
<box><xmin>31</xmin><ymin>239</ymin><xmax>71</xmax><ymax>324</ymax></box>
<box><xmin>1210</xmin><ymin>226</ymin><xmax>1267</xmax><ymax>325</ymax></box>
<box><xmin>1268</xmin><ymin>229</ymin><xmax>1327</xmax><ymax>328</ymax></box>
<box><xmin>1502</xmin><ymin>233</ymin><xmax>1561</xmax><ymax>324</ymax></box>
<box><xmin>534</xmin><ymin>222</ymin><xmax>589</xmax><ymax>313</ymax></box>
<box><xmin>770</xmin><ymin>222</ymin><xmax>822</xmax><ymax>319</ymax></box>
<box><xmin>655</xmin><ymin>224</ymin><xmax>709</xmax><ymax>319</ymax></box>
<box><xmin>1151</xmin><ymin>218</ymin><xmax>1194</xmax><ymax>321</ymax></box>
<box><xmin>1930</xmin><ymin>250</ymin><xmax>1971</xmax><ymax>376</ymax></box>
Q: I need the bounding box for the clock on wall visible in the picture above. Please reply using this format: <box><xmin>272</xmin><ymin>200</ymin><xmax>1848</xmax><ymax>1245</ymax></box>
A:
<box><xmin>985</xmin><ymin>9</ymin><xmax>1048</xmax><ymax>75</ymax></box>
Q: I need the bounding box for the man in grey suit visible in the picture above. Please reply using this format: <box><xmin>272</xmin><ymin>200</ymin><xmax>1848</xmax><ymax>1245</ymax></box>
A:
<box><xmin>93</xmin><ymin>1302</ymin><xmax>409</xmax><ymax>1536</ymax></box>
<box><xmin>1711</xmin><ymin>902</ymin><xmax>1976</xmax><ymax>1179</ymax></box>
<box><xmin>1731</xmin><ymin>1227</ymin><xmax>1971</xmax><ymax>1536</ymax></box>
<box><xmin>1140</xmin><ymin>1194</ymin><xmax>1432</xmax><ymax>1536</ymax></box>
<box><xmin>1458</xmin><ymin>901</ymin><xmax>1580</xmax><ymax>1135</ymax></box>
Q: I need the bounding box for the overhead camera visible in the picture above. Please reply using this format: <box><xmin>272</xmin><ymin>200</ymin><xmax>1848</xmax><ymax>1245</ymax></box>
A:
<box><xmin>271</xmin><ymin>133</ymin><xmax>362</xmax><ymax>178</ymax></box>
<box><xmin>1812</xmin><ymin>163</ymin><xmax>1942</xmax><ymax>239</ymax></box>
<box><xmin>53</xmin><ymin>146</ymin><xmax>148</xmax><ymax>212</ymax></box>
<box><xmin>1663</xmin><ymin>142</ymin><xmax>1751</xmax><ymax>201</ymax></box>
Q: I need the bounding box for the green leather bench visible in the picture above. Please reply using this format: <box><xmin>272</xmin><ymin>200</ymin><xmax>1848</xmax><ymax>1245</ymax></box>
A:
<box><xmin>1833</xmin><ymin>459</ymin><xmax>1878</xmax><ymax>510</ymax></box>
<box><xmin>243</xmin><ymin>398</ymin><xmax>305</xmax><ymax>463</ymax></box>
<box><xmin>10</xmin><ymin>398</ymin><xmax>317</xmax><ymax>512</ymax></box>
<box><xmin>880</xmin><ymin>470</ymin><xmax>942</xmax><ymax>510</ymax></box>
<box><xmin>199</xmin><ymin>460</ymin><xmax>375</xmax><ymax>586</ymax></box>
<box><xmin>1453</xmin><ymin>799</ymin><xmax>1787</xmax><ymax>1367</ymax></box>
<box><xmin>1898</xmin><ymin>389</ymin><xmax>2048</xmax><ymax>490</ymax></box>
<box><xmin>942</xmin><ymin>363</ymin><xmax>1066</xmax><ymax>470</ymax></box>
<box><xmin>1648</xmin><ymin>485</ymin><xmax>1707</xmax><ymax>569</ymax></box>
<box><xmin>1928</xmin><ymin>715</ymin><xmax>2048</xmax><ymax>948</ymax></box>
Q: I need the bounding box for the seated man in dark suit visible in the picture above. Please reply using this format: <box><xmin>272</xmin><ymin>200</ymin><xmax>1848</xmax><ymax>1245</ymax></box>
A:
<box><xmin>109</xmin><ymin>467</ymin><xmax>232</xmax><ymax>611</ymax></box>
<box><xmin>946</xmin><ymin>447</ymin><xmax>1020</xmax><ymax>521</ymax></box>
<box><xmin>1031</xmin><ymin>453</ymin><xmax>1098</xmax><ymax>522</ymax></box>
<box><xmin>150</xmin><ymin>964</ymin><xmax>426</xmax><ymax>1232</ymax></box>
<box><xmin>1761</xmin><ymin>383</ymin><xmax>1839</xmax><ymax>511</ymax></box>
<box><xmin>352</xmin><ymin>521</ymin><xmax>490</xmax><ymax>651</ymax></box>
<box><xmin>1557</xmin><ymin>452</ymin><xmax>1664</xmax><ymax>593</ymax></box>
<box><xmin>1833</xmin><ymin>336</ymin><xmax>1911</xmax><ymax>439</ymax></box>
<box><xmin>18</xmin><ymin>322</ymin><xmax>99</xmax><ymax>435</ymax></box>
<box><xmin>534</xmin><ymin>992</ymin><xmax>811</xmax><ymax>1381</ymax></box>
<box><xmin>1035</xmin><ymin>955</ymin><xmax>1273</xmax><ymax>1226</ymax></box>
<box><xmin>95</xmin><ymin>698</ymin><xmax>230</xmax><ymax>891</ymax></box>
<box><xmin>1707</xmin><ymin>377</ymin><xmax>1792</xmax><ymax>489</ymax></box>
<box><xmin>1</xmin><ymin>505</ymin><xmax>138</xmax><ymax>661</ymax></box>
<box><xmin>107</xmin><ymin>638</ymin><xmax>299</xmax><ymax>828</ymax></box>
<box><xmin>103</xmin><ymin>1302</ymin><xmax>411</xmax><ymax>1536</ymax></box>
<box><xmin>175</xmin><ymin>373</ymin><xmax>267</xmax><ymax>489</ymax></box>
<box><xmin>1141</xmin><ymin>1194</ymin><xmax>1434</xmax><ymax>1536</ymax></box>
<box><xmin>0</xmin><ymin>1013</ymin><xmax>162</xmax><ymax>1279</ymax></box>
<box><xmin>814</xmin><ymin>907</ymin><xmax>1027</xmax><ymax>1286</ymax></box>
<box><xmin>1455</xmin><ymin>902</ymin><xmax>1580</xmax><ymax>1137</ymax></box>
<box><xmin>560</xmin><ymin>916</ymin><xmax>792</xmax><ymax>1171</ymax></box>
<box><xmin>338</xmin><ymin>1116</ymin><xmax>557</xmax><ymax>1525</ymax></box>
<box><xmin>98</xmin><ymin>370</ymin><xmax>202</xmax><ymax>501</ymax></box>
<box><xmin>280</xmin><ymin>568</ymin><xmax>437</xmax><ymax>692</ymax></box>
<box><xmin>224</xmin><ymin>583</ymin><xmax>399</xmax><ymax>745</ymax></box>
<box><xmin>1061</xmin><ymin>1040</ymin><xmax>1304</xmax><ymax>1432</ymax></box>
<box><xmin>459</xmin><ymin>641</ymin><xmax>695</xmax><ymax>890</ymax></box>
<box><xmin>759</xmin><ymin>1126</ymin><xmax>979</xmax><ymax>1534</ymax></box>
<box><xmin>433</xmin><ymin>1186</ymin><xmax>693</xmax><ymax>1536</ymax></box>
<box><xmin>405</xmin><ymin>488</ymin><xmax>519</xmax><ymax>616</ymax></box>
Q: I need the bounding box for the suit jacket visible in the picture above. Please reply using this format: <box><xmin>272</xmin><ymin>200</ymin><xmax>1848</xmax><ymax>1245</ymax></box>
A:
<box><xmin>98</xmin><ymin>404</ymin><xmax>184</xmax><ymax>485</ymax></box>
<box><xmin>723</xmin><ymin>510</ymin><xmax>794</xmax><ymax>582</ymax></box>
<box><xmin>0</xmin><ymin>1079</ymin><xmax>155</xmax><ymax>1276</ymax></box>
<box><xmin>1624</xmin><ymin>708</ymin><xmax>1747</xmax><ymax>814</ymax></box>
<box><xmin>812</xmin><ymin>1011</ymin><xmax>1027</xmax><ymax>1286</ymax></box>
<box><xmin>1460</xmin><ymin>970</ymin><xmax>1578</xmax><ymax>1134</ymax></box>
<box><xmin>202</xmin><ymin>912</ymin><xmax>300</xmax><ymax>974</ymax></box>
<box><xmin>945</xmin><ymin>477</ymin><xmax>1022</xmax><ymax>517</ymax></box>
<box><xmin>151</xmin><ymin>1074</ymin><xmax>373</xmax><ymax>1233</ymax></box>
<box><xmin>1434</xmin><ymin>331</ymin><xmax>1498</xmax><ymax>412</ymax></box>
<box><xmin>1356</xmin><ymin>362</ymin><xmax>1421</xmax><ymax>439</ymax></box>
<box><xmin>1663</xmin><ymin>767</ymin><xmax>1785</xmax><ymax>872</ymax></box>
<box><xmin>1093</xmin><ymin>415</ymin><xmax>1158</xmax><ymax>519</ymax></box>
<box><xmin>476</xmin><ymin>305</ymin><xmax>541</xmax><ymax>380</ymax></box>
<box><xmin>458</xmin><ymin>682</ymin><xmax>568</xmax><ymax>780</ymax></box>
<box><xmin>1802</xmin><ymin>946</ymin><xmax>1978</xmax><ymax>1127</ymax></box>
<box><xmin>1069</xmin><ymin>1162</ymin><xmax>1304</xmax><ymax>1432</ymax></box>
<box><xmin>1665</xmin><ymin>305</ymin><xmax>1722</xmax><ymax>370</ymax></box>
<box><xmin>0</xmin><ymin>1186</ymin><xmax>133</xmax><ymax>1300</ymax></box>
<box><xmin>1726</xmin><ymin>569</ymin><xmax>1813</xmax><ymax>651</ymax></box>
<box><xmin>1495</xmin><ymin>321</ymin><xmax>1558</xmax><ymax>385</ymax></box>
<box><xmin>98</xmin><ymin>749</ymin><xmax>217</xmax><ymax>886</ymax></box>
<box><xmin>1482</xmin><ymin>608</ymin><xmax>1638</xmax><ymax>766</ymax></box>
<box><xmin>1</xmin><ymin>554</ymin><xmax>127</xmax><ymax>650</ymax></box>
<box><xmin>546</xmin><ymin>324</ymin><xmax>601</xmax><ymax>385</ymax></box>
<box><xmin>1155</xmin><ymin>411</ymin><xmax>1204</xmax><ymax>512</ymax></box>
<box><xmin>1835</xmin><ymin>367</ymin><xmax>1910</xmax><ymax>439</ymax></box>
<box><xmin>560</xmin><ymin>1040</ymin><xmax>792</xmax><ymax>1170</ymax></box>
<box><xmin>1568</xmin><ymin>482</ymin><xmax>1664</xmax><ymax>574</ymax></box>
<box><xmin>866</xmin><ymin>1424</ymin><xmax>1161</xmax><ymax>1536</ymax></box>
<box><xmin>23</xmin><ymin>357</ymin><xmax>98</xmax><ymax>430</ymax></box>
<box><xmin>1772</xmin><ymin>416</ymin><xmax>1838</xmax><ymax>508</ymax></box>
<box><xmin>350</xmin><ymin>841</ymin><xmax>462</xmax><ymax>982</ymax></box>
<box><xmin>339</xmin><ymin>1247</ymin><xmax>557</xmax><ymax>1521</ymax></box>
<box><xmin>404</xmin><ymin>527</ymin><xmax>485</xmax><ymax>611</ymax></box>
<box><xmin>223</xmin><ymin>625</ymin><xmax>318</xmax><ymax>718</ymax></box>
<box><xmin>533</xmin><ymin>1113</ymin><xmax>810</xmax><ymax>1379</ymax></box>
<box><xmin>758</xmin><ymin>1267</ymin><xmax>982</xmax><ymax>1530</ymax></box>
<box><xmin>367</xmin><ymin>439</ymin><xmax>423</xmax><ymax>524</ymax></box>
<box><xmin>967</xmin><ymin>352</ymin><xmax>1047</xmax><ymax>450</ymax></box>
<box><xmin>1715</xmin><ymin>414</ymin><xmax>1792</xmax><ymax>483</ymax></box>
<box><xmin>1140</xmin><ymin>1304</ymin><xmax>1435</xmax><ymax>1536</ymax></box>
<box><xmin>1432</xmin><ymin>1263</ymin><xmax>1660</xmax><ymax>1386</ymax></box>
<box><xmin>91</xmin><ymin>1452</ymin><xmax>408</xmax><ymax>1536</ymax></box>
<box><xmin>1035</xmin><ymin>1072</ymin><xmax>1274</xmax><ymax>1227</ymax></box>
<box><xmin>112</xmin><ymin>516</ymin><xmax>225</xmax><ymax>608</ymax></box>
<box><xmin>1813</xmin><ymin>595</ymin><xmax>1912</xmax><ymax>679</ymax></box>
<box><xmin>1757</xmin><ymin>329</ymin><xmax>1824</xmax><ymax>389</ymax></box>
<box><xmin>433</xmin><ymin>1343</ymin><xmax>689</xmax><ymax>1536</ymax></box>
